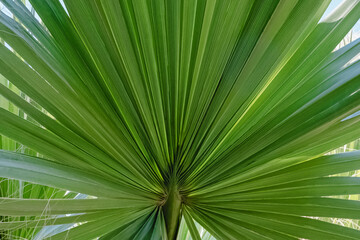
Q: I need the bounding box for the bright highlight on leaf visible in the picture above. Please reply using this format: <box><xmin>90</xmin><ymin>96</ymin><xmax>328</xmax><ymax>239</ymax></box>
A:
<box><xmin>0</xmin><ymin>0</ymin><xmax>360</xmax><ymax>239</ymax></box>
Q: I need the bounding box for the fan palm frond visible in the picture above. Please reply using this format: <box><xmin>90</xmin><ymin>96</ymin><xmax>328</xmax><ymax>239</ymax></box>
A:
<box><xmin>1</xmin><ymin>0</ymin><xmax>360</xmax><ymax>239</ymax></box>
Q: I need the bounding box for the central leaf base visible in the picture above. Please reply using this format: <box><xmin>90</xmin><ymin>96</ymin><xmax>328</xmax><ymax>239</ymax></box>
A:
<box><xmin>162</xmin><ymin>176</ymin><xmax>182</xmax><ymax>240</ymax></box>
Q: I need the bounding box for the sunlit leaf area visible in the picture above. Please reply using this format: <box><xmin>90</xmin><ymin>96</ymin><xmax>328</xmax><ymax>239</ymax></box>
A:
<box><xmin>0</xmin><ymin>0</ymin><xmax>360</xmax><ymax>239</ymax></box>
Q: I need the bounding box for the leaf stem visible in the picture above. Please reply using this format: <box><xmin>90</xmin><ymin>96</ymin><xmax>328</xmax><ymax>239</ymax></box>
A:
<box><xmin>162</xmin><ymin>174</ymin><xmax>182</xmax><ymax>240</ymax></box>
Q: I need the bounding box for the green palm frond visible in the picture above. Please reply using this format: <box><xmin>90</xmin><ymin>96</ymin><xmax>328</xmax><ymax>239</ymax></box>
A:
<box><xmin>0</xmin><ymin>0</ymin><xmax>360</xmax><ymax>239</ymax></box>
<box><xmin>0</xmin><ymin>66</ymin><xmax>77</xmax><ymax>240</ymax></box>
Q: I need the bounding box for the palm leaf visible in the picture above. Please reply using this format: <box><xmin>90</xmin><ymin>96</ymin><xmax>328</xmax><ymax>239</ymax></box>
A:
<box><xmin>1</xmin><ymin>0</ymin><xmax>360</xmax><ymax>239</ymax></box>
